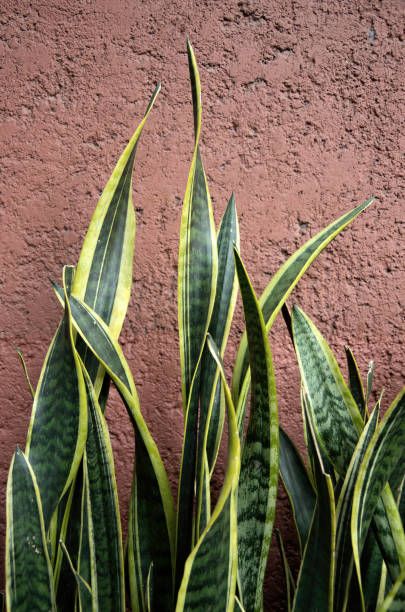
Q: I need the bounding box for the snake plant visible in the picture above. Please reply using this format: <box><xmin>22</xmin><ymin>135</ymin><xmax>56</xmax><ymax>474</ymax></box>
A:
<box><xmin>277</xmin><ymin>305</ymin><xmax>405</xmax><ymax>612</ymax></box>
<box><xmin>5</xmin><ymin>40</ymin><xmax>395</xmax><ymax>612</ymax></box>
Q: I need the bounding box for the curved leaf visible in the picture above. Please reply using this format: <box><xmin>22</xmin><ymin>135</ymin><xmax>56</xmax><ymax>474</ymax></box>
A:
<box><xmin>232</xmin><ymin>198</ymin><xmax>375</xmax><ymax>404</ymax></box>
<box><xmin>25</xmin><ymin>267</ymin><xmax>87</xmax><ymax>529</ymax></box>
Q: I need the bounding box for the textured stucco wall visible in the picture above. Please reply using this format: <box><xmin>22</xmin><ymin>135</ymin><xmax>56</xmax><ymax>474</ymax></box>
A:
<box><xmin>0</xmin><ymin>0</ymin><xmax>404</xmax><ymax>607</ymax></box>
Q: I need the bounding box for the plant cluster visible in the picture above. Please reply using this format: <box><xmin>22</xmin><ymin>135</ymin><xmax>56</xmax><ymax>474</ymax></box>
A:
<box><xmin>5</xmin><ymin>42</ymin><xmax>404</xmax><ymax>612</ymax></box>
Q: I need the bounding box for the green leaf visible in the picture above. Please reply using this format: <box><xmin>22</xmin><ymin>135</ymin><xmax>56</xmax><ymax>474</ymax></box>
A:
<box><xmin>175</xmin><ymin>39</ymin><xmax>218</xmax><ymax>588</ymax></box>
<box><xmin>279</xmin><ymin>426</ymin><xmax>316</xmax><ymax>554</ymax></box>
<box><xmin>73</xmin><ymin>84</ymin><xmax>160</xmax><ymax>396</ymax></box>
<box><xmin>196</xmin><ymin>194</ymin><xmax>240</xmax><ymax>536</ymax></box>
<box><xmin>79</xmin><ymin>365</ymin><xmax>125</xmax><ymax>612</ymax></box>
<box><xmin>25</xmin><ymin>267</ymin><xmax>88</xmax><ymax>529</ymax></box>
<box><xmin>175</xmin><ymin>335</ymin><xmax>240</xmax><ymax>612</ymax></box>
<box><xmin>16</xmin><ymin>349</ymin><xmax>35</xmax><ymax>398</ymax></box>
<box><xmin>292</xmin><ymin>306</ymin><xmax>405</xmax><ymax>582</ymax></box>
<box><xmin>54</xmin><ymin>291</ymin><xmax>175</xmax><ymax>610</ymax></box>
<box><xmin>275</xmin><ymin>529</ymin><xmax>295</xmax><ymax>612</ymax></box>
<box><xmin>352</xmin><ymin>388</ymin><xmax>405</xmax><ymax>605</ymax></box>
<box><xmin>178</xmin><ymin>39</ymin><xmax>218</xmax><ymax>412</ymax></box>
<box><xmin>59</xmin><ymin>540</ymin><xmax>93</xmax><ymax>612</ymax></box>
<box><xmin>234</xmin><ymin>249</ymin><xmax>279</xmax><ymax>612</ymax></box>
<box><xmin>377</xmin><ymin>567</ymin><xmax>405</xmax><ymax>612</ymax></box>
<box><xmin>6</xmin><ymin>449</ymin><xmax>56</xmax><ymax>611</ymax></box>
<box><xmin>292</xmin><ymin>419</ymin><xmax>336</xmax><ymax>612</ymax></box>
<box><xmin>345</xmin><ymin>346</ymin><xmax>366</xmax><ymax>418</ymax></box>
<box><xmin>335</xmin><ymin>404</ymin><xmax>379</xmax><ymax>611</ymax></box>
<box><xmin>292</xmin><ymin>305</ymin><xmax>363</xmax><ymax>474</ymax></box>
<box><xmin>232</xmin><ymin>197</ymin><xmax>375</xmax><ymax>404</ymax></box>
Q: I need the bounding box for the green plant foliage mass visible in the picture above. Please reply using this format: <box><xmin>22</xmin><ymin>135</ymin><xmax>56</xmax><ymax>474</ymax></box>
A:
<box><xmin>5</xmin><ymin>41</ymin><xmax>403</xmax><ymax>612</ymax></box>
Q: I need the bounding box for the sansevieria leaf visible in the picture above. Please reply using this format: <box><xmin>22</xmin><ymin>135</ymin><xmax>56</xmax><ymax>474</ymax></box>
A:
<box><xmin>6</xmin><ymin>449</ymin><xmax>56</xmax><ymax>611</ymax></box>
<box><xmin>292</xmin><ymin>306</ymin><xmax>405</xmax><ymax>584</ymax></box>
<box><xmin>234</xmin><ymin>249</ymin><xmax>279</xmax><ymax>612</ymax></box>
<box><xmin>292</xmin><ymin>418</ymin><xmax>336</xmax><ymax>612</ymax></box>
<box><xmin>178</xmin><ymin>39</ymin><xmax>218</xmax><ymax>411</ymax></box>
<box><xmin>25</xmin><ymin>266</ymin><xmax>87</xmax><ymax>530</ymax></box>
<box><xmin>80</xmin><ymin>365</ymin><xmax>125</xmax><ymax>612</ymax></box>
<box><xmin>345</xmin><ymin>346</ymin><xmax>366</xmax><ymax>419</ymax></box>
<box><xmin>351</xmin><ymin>388</ymin><xmax>405</xmax><ymax>607</ymax></box>
<box><xmin>279</xmin><ymin>426</ymin><xmax>316</xmax><ymax>554</ymax></box>
<box><xmin>196</xmin><ymin>194</ymin><xmax>240</xmax><ymax>536</ymax></box>
<box><xmin>53</xmin><ymin>289</ymin><xmax>175</xmax><ymax>611</ymax></box>
<box><xmin>232</xmin><ymin>197</ymin><xmax>375</xmax><ymax>405</ymax></box>
<box><xmin>73</xmin><ymin>84</ymin><xmax>160</xmax><ymax>396</ymax></box>
<box><xmin>335</xmin><ymin>404</ymin><xmax>379</xmax><ymax>611</ymax></box>
<box><xmin>176</xmin><ymin>39</ymin><xmax>218</xmax><ymax>588</ymax></box>
<box><xmin>176</xmin><ymin>335</ymin><xmax>240</xmax><ymax>612</ymax></box>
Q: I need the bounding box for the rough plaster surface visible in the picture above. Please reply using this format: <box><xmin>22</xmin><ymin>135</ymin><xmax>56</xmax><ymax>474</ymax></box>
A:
<box><xmin>0</xmin><ymin>0</ymin><xmax>404</xmax><ymax>607</ymax></box>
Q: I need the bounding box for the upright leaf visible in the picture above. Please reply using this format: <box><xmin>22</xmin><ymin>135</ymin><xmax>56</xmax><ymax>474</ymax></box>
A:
<box><xmin>335</xmin><ymin>405</ymin><xmax>379</xmax><ymax>611</ymax></box>
<box><xmin>178</xmin><ymin>39</ymin><xmax>218</xmax><ymax>411</ymax></box>
<box><xmin>175</xmin><ymin>39</ymin><xmax>218</xmax><ymax>588</ymax></box>
<box><xmin>352</xmin><ymin>389</ymin><xmax>405</xmax><ymax>605</ymax></box>
<box><xmin>234</xmin><ymin>249</ymin><xmax>279</xmax><ymax>612</ymax></box>
<box><xmin>25</xmin><ymin>267</ymin><xmax>87</xmax><ymax>529</ymax></box>
<box><xmin>292</xmin><ymin>306</ymin><xmax>405</xmax><ymax>581</ymax></box>
<box><xmin>345</xmin><ymin>346</ymin><xmax>366</xmax><ymax>418</ymax></box>
<box><xmin>232</xmin><ymin>198</ymin><xmax>375</xmax><ymax>404</ymax></box>
<box><xmin>292</xmin><ymin>420</ymin><xmax>336</xmax><ymax>612</ymax></box>
<box><xmin>175</xmin><ymin>336</ymin><xmax>240</xmax><ymax>611</ymax></box>
<box><xmin>196</xmin><ymin>194</ymin><xmax>239</xmax><ymax>535</ymax></box>
<box><xmin>279</xmin><ymin>426</ymin><xmax>316</xmax><ymax>554</ymax></box>
<box><xmin>79</xmin><ymin>366</ymin><xmax>125</xmax><ymax>612</ymax></box>
<box><xmin>6</xmin><ymin>449</ymin><xmax>55</xmax><ymax>611</ymax></box>
<box><xmin>73</xmin><ymin>84</ymin><xmax>160</xmax><ymax>395</ymax></box>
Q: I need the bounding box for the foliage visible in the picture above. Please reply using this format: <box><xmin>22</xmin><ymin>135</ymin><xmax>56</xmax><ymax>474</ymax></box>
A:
<box><xmin>5</xmin><ymin>41</ymin><xmax>402</xmax><ymax>612</ymax></box>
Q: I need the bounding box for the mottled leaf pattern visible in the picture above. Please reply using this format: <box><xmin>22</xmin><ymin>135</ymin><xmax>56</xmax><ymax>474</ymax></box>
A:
<box><xmin>26</xmin><ymin>268</ymin><xmax>87</xmax><ymax>529</ymax></box>
<box><xmin>234</xmin><ymin>249</ymin><xmax>279</xmax><ymax>612</ymax></box>
<box><xmin>176</xmin><ymin>336</ymin><xmax>240</xmax><ymax>612</ymax></box>
<box><xmin>6</xmin><ymin>449</ymin><xmax>55</xmax><ymax>611</ymax></box>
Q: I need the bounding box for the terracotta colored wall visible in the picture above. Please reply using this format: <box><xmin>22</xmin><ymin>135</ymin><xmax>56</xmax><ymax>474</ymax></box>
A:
<box><xmin>0</xmin><ymin>0</ymin><xmax>403</xmax><ymax>607</ymax></box>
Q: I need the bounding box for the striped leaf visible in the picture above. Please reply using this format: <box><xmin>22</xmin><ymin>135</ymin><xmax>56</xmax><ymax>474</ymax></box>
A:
<box><xmin>195</xmin><ymin>194</ymin><xmax>240</xmax><ymax>535</ymax></box>
<box><xmin>79</xmin><ymin>365</ymin><xmax>125</xmax><ymax>612</ymax></box>
<box><xmin>232</xmin><ymin>197</ymin><xmax>375</xmax><ymax>404</ymax></box>
<box><xmin>175</xmin><ymin>335</ymin><xmax>240</xmax><ymax>611</ymax></box>
<box><xmin>292</xmin><ymin>419</ymin><xmax>336</xmax><ymax>612</ymax></box>
<box><xmin>234</xmin><ymin>249</ymin><xmax>279</xmax><ymax>612</ymax></box>
<box><xmin>178</xmin><ymin>39</ymin><xmax>218</xmax><ymax>412</ymax></box>
<box><xmin>175</xmin><ymin>39</ymin><xmax>218</xmax><ymax>588</ymax></box>
<box><xmin>345</xmin><ymin>346</ymin><xmax>366</xmax><ymax>418</ymax></box>
<box><xmin>352</xmin><ymin>388</ymin><xmax>405</xmax><ymax>604</ymax></box>
<box><xmin>73</xmin><ymin>84</ymin><xmax>160</xmax><ymax>396</ymax></box>
<box><xmin>279</xmin><ymin>426</ymin><xmax>316</xmax><ymax>554</ymax></box>
<box><xmin>291</xmin><ymin>305</ymin><xmax>363</xmax><ymax>473</ymax></box>
<box><xmin>335</xmin><ymin>404</ymin><xmax>379</xmax><ymax>611</ymax></box>
<box><xmin>275</xmin><ymin>529</ymin><xmax>295</xmax><ymax>612</ymax></box>
<box><xmin>6</xmin><ymin>449</ymin><xmax>56</xmax><ymax>611</ymax></box>
<box><xmin>25</xmin><ymin>267</ymin><xmax>87</xmax><ymax>530</ymax></box>
<box><xmin>292</xmin><ymin>306</ymin><xmax>405</xmax><ymax>581</ymax></box>
<box><xmin>54</xmin><ymin>291</ymin><xmax>175</xmax><ymax>610</ymax></box>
